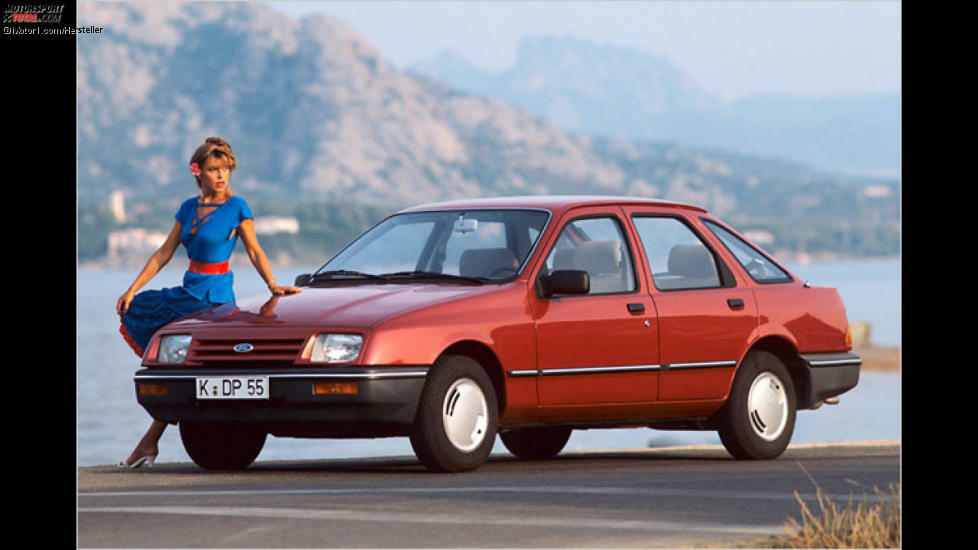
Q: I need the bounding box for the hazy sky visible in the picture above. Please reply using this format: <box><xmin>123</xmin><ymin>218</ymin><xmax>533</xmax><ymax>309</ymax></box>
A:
<box><xmin>265</xmin><ymin>1</ymin><xmax>900</xmax><ymax>102</ymax></box>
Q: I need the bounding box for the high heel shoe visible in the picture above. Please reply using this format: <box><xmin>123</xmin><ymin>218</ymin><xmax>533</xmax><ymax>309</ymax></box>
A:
<box><xmin>117</xmin><ymin>454</ymin><xmax>157</xmax><ymax>469</ymax></box>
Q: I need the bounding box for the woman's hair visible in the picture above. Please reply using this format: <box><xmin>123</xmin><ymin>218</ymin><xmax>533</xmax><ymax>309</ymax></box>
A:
<box><xmin>189</xmin><ymin>137</ymin><xmax>237</xmax><ymax>186</ymax></box>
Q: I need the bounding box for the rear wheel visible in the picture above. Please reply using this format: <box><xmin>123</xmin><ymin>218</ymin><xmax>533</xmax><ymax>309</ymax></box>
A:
<box><xmin>410</xmin><ymin>355</ymin><xmax>498</xmax><ymax>472</ymax></box>
<box><xmin>179</xmin><ymin>421</ymin><xmax>266</xmax><ymax>470</ymax></box>
<box><xmin>716</xmin><ymin>350</ymin><xmax>796</xmax><ymax>460</ymax></box>
<box><xmin>501</xmin><ymin>426</ymin><xmax>572</xmax><ymax>460</ymax></box>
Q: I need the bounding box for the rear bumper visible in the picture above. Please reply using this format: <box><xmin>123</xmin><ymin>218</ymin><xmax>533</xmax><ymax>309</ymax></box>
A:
<box><xmin>799</xmin><ymin>352</ymin><xmax>861</xmax><ymax>408</ymax></box>
<box><xmin>134</xmin><ymin>366</ymin><xmax>429</xmax><ymax>438</ymax></box>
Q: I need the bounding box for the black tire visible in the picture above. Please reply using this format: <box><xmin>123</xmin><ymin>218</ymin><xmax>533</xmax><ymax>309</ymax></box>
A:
<box><xmin>410</xmin><ymin>355</ymin><xmax>498</xmax><ymax>472</ymax></box>
<box><xmin>179</xmin><ymin>421</ymin><xmax>266</xmax><ymax>470</ymax></box>
<box><xmin>716</xmin><ymin>350</ymin><xmax>796</xmax><ymax>460</ymax></box>
<box><xmin>500</xmin><ymin>426</ymin><xmax>572</xmax><ymax>460</ymax></box>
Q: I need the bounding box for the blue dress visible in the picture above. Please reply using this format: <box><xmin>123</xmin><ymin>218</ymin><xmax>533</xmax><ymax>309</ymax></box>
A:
<box><xmin>119</xmin><ymin>195</ymin><xmax>253</xmax><ymax>356</ymax></box>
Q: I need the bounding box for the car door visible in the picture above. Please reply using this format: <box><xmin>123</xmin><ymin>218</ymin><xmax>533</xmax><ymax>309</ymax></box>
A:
<box><xmin>625</xmin><ymin>208</ymin><xmax>758</xmax><ymax>401</ymax></box>
<box><xmin>532</xmin><ymin>208</ymin><xmax>659</xmax><ymax>405</ymax></box>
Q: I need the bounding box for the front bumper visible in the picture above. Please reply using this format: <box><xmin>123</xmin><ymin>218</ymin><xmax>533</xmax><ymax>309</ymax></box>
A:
<box><xmin>799</xmin><ymin>352</ymin><xmax>861</xmax><ymax>409</ymax></box>
<box><xmin>134</xmin><ymin>366</ymin><xmax>429</xmax><ymax>438</ymax></box>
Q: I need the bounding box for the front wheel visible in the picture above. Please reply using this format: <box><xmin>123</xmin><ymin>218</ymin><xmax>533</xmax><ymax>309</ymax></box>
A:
<box><xmin>179</xmin><ymin>421</ymin><xmax>266</xmax><ymax>470</ymax></box>
<box><xmin>716</xmin><ymin>351</ymin><xmax>796</xmax><ymax>460</ymax></box>
<box><xmin>410</xmin><ymin>355</ymin><xmax>498</xmax><ymax>472</ymax></box>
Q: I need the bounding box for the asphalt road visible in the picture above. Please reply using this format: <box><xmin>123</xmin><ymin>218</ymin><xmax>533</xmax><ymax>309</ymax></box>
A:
<box><xmin>78</xmin><ymin>440</ymin><xmax>900</xmax><ymax>548</ymax></box>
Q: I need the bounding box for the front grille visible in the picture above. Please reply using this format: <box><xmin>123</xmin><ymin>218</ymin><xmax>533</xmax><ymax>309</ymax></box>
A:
<box><xmin>188</xmin><ymin>337</ymin><xmax>307</xmax><ymax>364</ymax></box>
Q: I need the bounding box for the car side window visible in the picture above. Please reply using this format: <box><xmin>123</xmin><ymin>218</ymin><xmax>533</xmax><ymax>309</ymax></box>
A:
<box><xmin>632</xmin><ymin>216</ymin><xmax>723</xmax><ymax>291</ymax></box>
<box><xmin>703</xmin><ymin>220</ymin><xmax>793</xmax><ymax>284</ymax></box>
<box><xmin>543</xmin><ymin>216</ymin><xmax>636</xmax><ymax>294</ymax></box>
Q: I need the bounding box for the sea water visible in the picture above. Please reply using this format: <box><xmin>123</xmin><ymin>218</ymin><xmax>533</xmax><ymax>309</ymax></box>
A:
<box><xmin>76</xmin><ymin>259</ymin><xmax>900</xmax><ymax>466</ymax></box>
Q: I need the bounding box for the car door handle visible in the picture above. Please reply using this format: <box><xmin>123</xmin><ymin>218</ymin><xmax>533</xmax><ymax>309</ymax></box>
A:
<box><xmin>627</xmin><ymin>303</ymin><xmax>645</xmax><ymax>313</ymax></box>
<box><xmin>727</xmin><ymin>298</ymin><xmax>745</xmax><ymax>309</ymax></box>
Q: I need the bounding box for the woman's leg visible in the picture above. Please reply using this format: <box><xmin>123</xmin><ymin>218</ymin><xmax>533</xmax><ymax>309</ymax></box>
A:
<box><xmin>124</xmin><ymin>419</ymin><xmax>166</xmax><ymax>466</ymax></box>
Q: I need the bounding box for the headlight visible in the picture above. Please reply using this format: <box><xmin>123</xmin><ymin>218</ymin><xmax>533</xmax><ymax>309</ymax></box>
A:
<box><xmin>309</xmin><ymin>334</ymin><xmax>363</xmax><ymax>363</ymax></box>
<box><xmin>157</xmin><ymin>335</ymin><xmax>192</xmax><ymax>363</ymax></box>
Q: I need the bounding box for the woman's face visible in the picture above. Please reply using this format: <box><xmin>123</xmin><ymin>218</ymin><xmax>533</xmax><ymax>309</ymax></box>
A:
<box><xmin>198</xmin><ymin>156</ymin><xmax>232</xmax><ymax>195</ymax></box>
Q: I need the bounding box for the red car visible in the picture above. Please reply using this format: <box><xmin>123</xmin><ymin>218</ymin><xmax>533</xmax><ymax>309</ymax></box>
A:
<box><xmin>135</xmin><ymin>196</ymin><xmax>860</xmax><ymax>472</ymax></box>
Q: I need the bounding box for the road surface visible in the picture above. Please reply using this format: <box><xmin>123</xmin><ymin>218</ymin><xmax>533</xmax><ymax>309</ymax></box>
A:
<box><xmin>78</xmin><ymin>440</ymin><xmax>899</xmax><ymax>548</ymax></box>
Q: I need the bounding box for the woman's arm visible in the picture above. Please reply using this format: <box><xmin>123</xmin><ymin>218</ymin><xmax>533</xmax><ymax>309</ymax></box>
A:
<box><xmin>237</xmin><ymin>218</ymin><xmax>301</xmax><ymax>296</ymax></box>
<box><xmin>117</xmin><ymin>221</ymin><xmax>183</xmax><ymax>314</ymax></box>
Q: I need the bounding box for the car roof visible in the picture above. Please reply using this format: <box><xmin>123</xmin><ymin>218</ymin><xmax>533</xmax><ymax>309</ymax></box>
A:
<box><xmin>399</xmin><ymin>195</ymin><xmax>708</xmax><ymax>214</ymax></box>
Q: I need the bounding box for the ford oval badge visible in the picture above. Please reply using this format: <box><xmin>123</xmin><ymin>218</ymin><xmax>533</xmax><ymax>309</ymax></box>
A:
<box><xmin>233</xmin><ymin>343</ymin><xmax>254</xmax><ymax>353</ymax></box>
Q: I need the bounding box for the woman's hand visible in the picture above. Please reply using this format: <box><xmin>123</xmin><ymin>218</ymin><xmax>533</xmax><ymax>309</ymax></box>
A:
<box><xmin>238</xmin><ymin>220</ymin><xmax>302</xmax><ymax>298</ymax></box>
<box><xmin>269</xmin><ymin>284</ymin><xmax>301</xmax><ymax>296</ymax></box>
<box><xmin>116</xmin><ymin>222</ymin><xmax>182</xmax><ymax>317</ymax></box>
<box><xmin>117</xmin><ymin>290</ymin><xmax>136</xmax><ymax>315</ymax></box>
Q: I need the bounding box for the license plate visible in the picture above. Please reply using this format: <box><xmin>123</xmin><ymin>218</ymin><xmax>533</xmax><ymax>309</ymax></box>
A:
<box><xmin>195</xmin><ymin>376</ymin><xmax>269</xmax><ymax>400</ymax></box>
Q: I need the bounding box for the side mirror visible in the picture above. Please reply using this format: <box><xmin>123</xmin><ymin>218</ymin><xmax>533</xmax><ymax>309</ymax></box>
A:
<box><xmin>539</xmin><ymin>270</ymin><xmax>590</xmax><ymax>298</ymax></box>
<box><xmin>294</xmin><ymin>273</ymin><xmax>312</xmax><ymax>286</ymax></box>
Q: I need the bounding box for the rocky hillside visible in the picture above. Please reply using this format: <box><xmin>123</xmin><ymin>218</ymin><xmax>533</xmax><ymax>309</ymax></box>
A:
<box><xmin>411</xmin><ymin>36</ymin><xmax>719</xmax><ymax>132</ymax></box>
<box><xmin>76</xmin><ymin>2</ymin><xmax>897</xmax><ymax>260</ymax></box>
<box><xmin>78</xmin><ymin>3</ymin><xmax>627</xmax><ymax>205</ymax></box>
<box><xmin>411</xmin><ymin>36</ymin><xmax>899</xmax><ymax>176</ymax></box>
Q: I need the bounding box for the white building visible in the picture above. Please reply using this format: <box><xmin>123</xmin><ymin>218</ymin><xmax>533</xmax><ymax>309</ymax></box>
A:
<box><xmin>109</xmin><ymin>190</ymin><xmax>126</xmax><ymax>224</ymax></box>
<box><xmin>743</xmin><ymin>229</ymin><xmax>775</xmax><ymax>246</ymax></box>
<box><xmin>253</xmin><ymin>216</ymin><xmax>300</xmax><ymax>235</ymax></box>
<box><xmin>863</xmin><ymin>185</ymin><xmax>891</xmax><ymax>198</ymax></box>
<box><xmin>107</xmin><ymin>228</ymin><xmax>168</xmax><ymax>262</ymax></box>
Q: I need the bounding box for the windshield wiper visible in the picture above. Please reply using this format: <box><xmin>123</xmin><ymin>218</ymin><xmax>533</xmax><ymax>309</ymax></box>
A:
<box><xmin>380</xmin><ymin>271</ymin><xmax>487</xmax><ymax>284</ymax></box>
<box><xmin>305</xmin><ymin>270</ymin><xmax>487</xmax><ymax>285</ymax></box>
<box><xmin>309</xmin><ymin>270</ymin><xmax>388</xmax><ymax>282</ymax></box>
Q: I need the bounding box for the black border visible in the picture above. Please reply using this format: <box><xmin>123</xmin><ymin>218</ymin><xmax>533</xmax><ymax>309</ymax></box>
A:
<box><xmin>4</xmin><ymin>0</ymin><xmax>78</xmax><ymax>544</ymax></box>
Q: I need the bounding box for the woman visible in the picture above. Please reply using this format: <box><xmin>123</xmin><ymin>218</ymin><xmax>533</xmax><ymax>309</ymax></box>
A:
<box><xmin>116</xmin><ymin>136</ymin><xmax>300</xmax><ymax>468</ymax></box>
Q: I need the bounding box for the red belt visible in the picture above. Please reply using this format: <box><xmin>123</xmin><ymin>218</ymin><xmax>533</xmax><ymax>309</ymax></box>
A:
<box><xmin>188</xmin><ymin>260</ymin><xmax>230</xmax><ymax>274</ymax></box>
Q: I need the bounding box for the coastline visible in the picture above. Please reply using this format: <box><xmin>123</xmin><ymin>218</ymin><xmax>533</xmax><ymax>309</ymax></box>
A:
<box><xmin>78</xmin><ymin>262</ymin><xmax>900</xmax><ymax>373</ymax></box>
<box><xmin>854</xmin><ymin>344</ymin><xmax>900</xmax><ymax>372</ymax></box>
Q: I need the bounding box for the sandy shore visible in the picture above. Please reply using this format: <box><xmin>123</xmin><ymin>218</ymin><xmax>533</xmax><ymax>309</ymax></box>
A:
<box><xmin>854</xmin><ymin>345</ymin><xmax>900</xmax><ymax>372</ymax></box>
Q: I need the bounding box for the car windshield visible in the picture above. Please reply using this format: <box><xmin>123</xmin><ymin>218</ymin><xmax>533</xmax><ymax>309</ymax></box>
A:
<box><xmin>315</xmin><ymin>209</ymin><xmax>550</xmax><ymax>283</ymax></box>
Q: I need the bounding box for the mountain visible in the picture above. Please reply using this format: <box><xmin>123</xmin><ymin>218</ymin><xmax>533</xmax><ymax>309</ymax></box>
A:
<box><xmin>643</xmin><ymin>93</ymin><xmax>901</xmax><ymax>177</ymax></box>
<box><xmin>76</xmin><ymin>2</ymin><xmax>897</xmax><ymax>262</ymax></box>
<box><xmin>77</xmin><ymin>3</ymin><xmax>627</xmax><ymax>206</ymax></box>
<box><xmin>410</xmin><ymin>37</ymin><xmax>719</xmax><ymax>137</ymax></box>
<box><xmin>410</xmin><ymin>37</ymin><xmax>900</xmax><ymax>177</ymax></box>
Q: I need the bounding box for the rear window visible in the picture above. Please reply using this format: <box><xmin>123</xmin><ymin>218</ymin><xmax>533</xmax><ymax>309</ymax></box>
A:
<box><xmin>703</xmin><ymin>220</ymin><xmax>792</xmax><ymax>284</ymax></box>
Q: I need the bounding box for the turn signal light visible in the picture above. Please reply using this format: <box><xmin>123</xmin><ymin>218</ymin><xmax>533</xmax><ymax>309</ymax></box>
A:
<box><xmin>138</xmin><ymin>383</ymin><xmax>167</xmax><ymax>396</ymax></box>
<box><xmin>313</xmin><ymin>382</ymin><xmax>358</xmax><ymax>395</ymax></box>
<box><xmin>845</xmin><ymin>324</ymin><xmax>853</xmax><ymax>349</ymax></box>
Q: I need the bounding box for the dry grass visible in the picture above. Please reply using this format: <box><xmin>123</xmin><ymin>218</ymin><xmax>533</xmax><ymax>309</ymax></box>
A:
<box><xmin>771</xmin><ymin>484</ymin><xmax>901</xmax><ymax>548</ymax></box>
<box><xmin>751</xmin><ymin>462</ymin><xmax>900</xmax><ymax>548</ymax></box>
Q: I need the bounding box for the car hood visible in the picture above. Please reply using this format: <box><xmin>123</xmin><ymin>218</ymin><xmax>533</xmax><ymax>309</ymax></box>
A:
<box><xmin>168</xmin><ymin>283</ymin><xmax>500</xmax><ymax>330</ymax></box>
